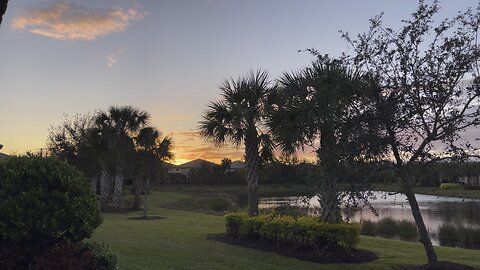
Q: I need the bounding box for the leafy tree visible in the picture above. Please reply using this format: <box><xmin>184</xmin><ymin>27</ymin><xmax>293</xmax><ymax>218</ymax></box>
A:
<box><xmin>94</xmin><ymin>106</ymin><xmax>150</xmax><ymax>209</ymax></box>
<box><xmin>47</xmin><ymin>114</ymin><xmax>102</xmax><ymax>191</ymax></box>
<box><xmin>200</xmin><ymin>70</ymin><xmax>275</xmax><ymax>216</ymax></box>
<box><xmin>135</xmin><ymin>127</ymin><xmax>173</xmax><ymax>218</ymax></box>
<box><xmin>342</xmin><ymin>0</ymin><xmax>480</xmax><ymax>266</ymax></box>
<box><xmin>268</xmin><ymin>56</ymin><xmax>384</xmax><ymax>223</ymax></box>
<box><xmin>0</xmin><ymin>0</ymin><xmax>8</xmax><ymax>27</ymax></box>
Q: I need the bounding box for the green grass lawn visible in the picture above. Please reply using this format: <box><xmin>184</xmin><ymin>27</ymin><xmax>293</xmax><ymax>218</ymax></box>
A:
<box><xmin>91</xmin><ymin>191</ymin><xmax>480</xmax><ymax>270</ymax></box>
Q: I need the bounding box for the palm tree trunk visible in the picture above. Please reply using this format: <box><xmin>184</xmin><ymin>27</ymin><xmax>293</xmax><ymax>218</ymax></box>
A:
<box><xmin>99</xmin><ymin>167</ymin><xmax>111</xmax><ymax>206</ymax></box>
<box><xmin>143</xmin><ymin>175</ymin><xmax>149</xmax><ymax>219</ymax></box>
<box><xmin>245</xmin><ymin>126</ymin><xmax>260</xmax><ymax>216</ymax></box>
<box><xmin>317</xmin><ymin>128</ymin><xmax>341</xmax><ymax>223</ymax></box>
<box><xmin>403</xmin><ymin>177</ymin><xmax>438</xmax><ymax>268</ymax></box>
<box><xmin>112</xmin><ymin>166</ymin><xmax>124</xmax><ymax>209</ymax></box>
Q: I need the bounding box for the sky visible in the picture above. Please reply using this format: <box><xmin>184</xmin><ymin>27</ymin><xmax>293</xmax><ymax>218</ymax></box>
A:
<box><xmin>0</xmin><ymin>0</ymin><xmax>478</xmax><ymax>164</ymax></box>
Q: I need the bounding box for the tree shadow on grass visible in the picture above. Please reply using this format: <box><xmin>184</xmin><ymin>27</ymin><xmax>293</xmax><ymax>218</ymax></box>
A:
<box><xmin>207</xmin><ymin>234</ymin><xmax>377</xmax><ymax>264</ymax></box>
<box><xmin>127</xmin><ymin>216</ymin><xmax>165</xmax><ymax>221</ymax></box>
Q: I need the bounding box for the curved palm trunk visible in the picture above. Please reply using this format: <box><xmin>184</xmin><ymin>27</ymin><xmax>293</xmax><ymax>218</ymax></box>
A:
<box><xmin>245</xmin><ymin>124</ymin><xmax>260</xmax><ymax>216</ymax></box>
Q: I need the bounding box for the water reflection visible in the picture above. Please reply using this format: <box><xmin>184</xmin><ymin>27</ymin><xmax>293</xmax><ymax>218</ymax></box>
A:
<box><xmin>259</xmin><ymin>191</ymin><xmax>480</xmax><ymax>244</ymax></box>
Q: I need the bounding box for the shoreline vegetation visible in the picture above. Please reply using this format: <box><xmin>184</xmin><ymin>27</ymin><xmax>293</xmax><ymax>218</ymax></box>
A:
<box><xmin>91</xmin><ymin>191</ymin><xmax>480</xmax><ymax>270</ymax></box>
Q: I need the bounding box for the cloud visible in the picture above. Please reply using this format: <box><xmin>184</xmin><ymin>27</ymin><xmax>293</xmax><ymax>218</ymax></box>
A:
<box><xmin>106</xmin><ymin>53</ymin><xmax>118</xmax><ymax>67</ymax></box>
<box><xmin>11</xmin><ymin>1</ymin><xmax>144</xmax><ymax>40</ymax></box>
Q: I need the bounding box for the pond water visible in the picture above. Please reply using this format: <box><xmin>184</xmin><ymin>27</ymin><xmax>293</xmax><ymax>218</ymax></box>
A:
<box><xmin>259</xmin><ymin>192</ymin><xmax>480</xmax><ymax>244</ymax></box>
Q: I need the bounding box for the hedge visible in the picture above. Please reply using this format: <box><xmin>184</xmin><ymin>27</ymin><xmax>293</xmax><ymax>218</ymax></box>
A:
<box><xmin>224</xmin><ymin>212</ymin><xmax>361</xmax><ymax>251</ymax></box>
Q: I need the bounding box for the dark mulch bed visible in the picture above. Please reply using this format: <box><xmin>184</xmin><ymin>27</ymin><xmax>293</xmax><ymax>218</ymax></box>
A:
<box><xmin>208</xmin><ymin>234</ymin><xmax>377</xmax><ymax>264</ymax></box>
<box><xmin>394</xmin><ymin>261</ymin><xmax>476</xmax><ymax>270</ymax></box>
<box><xmin>128</xmin><ymin>215</ymin><xmax>165</xmax><ymax>220</ymax></box>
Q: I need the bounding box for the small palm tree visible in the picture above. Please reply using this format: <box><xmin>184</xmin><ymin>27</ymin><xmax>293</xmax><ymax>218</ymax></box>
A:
<box><xmin>200</xmin><ymin>70</ymin><xmax>274</xmax><ymax>216</ymax></box>
<box><xmin>136</xmin><ymin>126</ymin><xmax>173</xmax><ymax>218</ymax></box>
<box><xmin>94</xmin><ymin>105</ymin><xmax>150</xmax><ymax>209</ymax></box>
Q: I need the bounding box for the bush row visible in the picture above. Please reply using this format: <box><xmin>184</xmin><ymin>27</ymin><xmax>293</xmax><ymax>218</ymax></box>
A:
<box><xmin>224</xmin><ymin>212</ymin><xmax>361</xmax><ymax>251</ymax></box>
<box><xmin>360</xmin><ymin>218</ymin><xmax>418</xmax><ymax>242</ymax></box>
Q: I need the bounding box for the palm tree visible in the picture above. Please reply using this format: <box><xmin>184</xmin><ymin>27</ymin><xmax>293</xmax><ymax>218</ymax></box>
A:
<box><xmin>94</xmin><ymin>106</ymin><xmax>150</xmax><ymax>209</ymax></box>
<box><xmin>0</xmin><ymin>0</ymin><xmax>8</xmax><ymax>27</ymax></box>
<box><xmin>200</xmin><ymin>70</ymin><xmax>274</xmax><ymax>216</ymax></box>
<box><xmin>135</xmin><ymin>126</ymin><xmax>173</xmax><ymax>218</ymax></box>
<box><xmin>268</xmin><ymin>56</ymin><xmax>384</xmax><ymax>223</ymax></box>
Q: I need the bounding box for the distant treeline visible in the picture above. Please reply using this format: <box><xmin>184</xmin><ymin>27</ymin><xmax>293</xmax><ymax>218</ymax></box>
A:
<box><xmin>187</xmin><ymin>159</ymin><xmax>480</xmax><ymax>187</ymax></box>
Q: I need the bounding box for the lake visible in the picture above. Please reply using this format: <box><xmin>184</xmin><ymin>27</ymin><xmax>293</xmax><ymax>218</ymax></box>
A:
<box><xmin>259</xmin><ymin>191</ymin><xmax>480</xmax><ymax>244</ymax></box>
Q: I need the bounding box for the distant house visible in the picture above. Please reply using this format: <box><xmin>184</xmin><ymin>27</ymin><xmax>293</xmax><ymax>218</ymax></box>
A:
<box><xmin>229</xmin><ymin>160</ymin><xmax>246</xmax><ymax>171</ymax></box>
<box><xmin>459</xmin><ymin>175</ymin><xmax>480</xmax><ymax>186</ymax></box>
<box><xmin>165</xmin><ymin>159</ymin><xmax>245</xmax><ymax>183</ymax></box>
<box><xmin>166</xmin><ymin>159</ymin><xmax>218</xmax><ymax>183</ymax></box>
<box><xmin>0</xmin><ymin>152</ymin><xmax>9</xmax><ymax>160</ymax></box>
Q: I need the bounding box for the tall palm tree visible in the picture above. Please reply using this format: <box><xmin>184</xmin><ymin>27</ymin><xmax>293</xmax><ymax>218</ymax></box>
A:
<box><xmin>200</xmin><ymin>70</ymin><xmax>274</xmax><ymax>216</ymax></box>
<box><xmin>94</xmin><ymin>106</ymin><xmax>150</xmax><ymax>209</ymax></box>
<box><xmin>135</xmin><ymin>126</ymin><xmax>173</xmax><ymax>217</ymax></box>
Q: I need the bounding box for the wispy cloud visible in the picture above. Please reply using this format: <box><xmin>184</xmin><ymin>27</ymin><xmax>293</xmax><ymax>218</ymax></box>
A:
<box><xmin>11</xmin><ymin>1</ymin><xmax>144</xmax><ymax>40</ymax></box>
<box><xmin>106</xmin><ymin>53</ymin><xmax>118</xmax><ymax>67</ymax></box>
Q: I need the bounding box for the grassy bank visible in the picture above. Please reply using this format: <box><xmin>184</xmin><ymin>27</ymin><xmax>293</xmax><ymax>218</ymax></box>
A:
<box><xmin>373</xmin><ymin>184</ymin><xmax>480</xmax><ymax>200</ymax></box>
<box><xmin>91</xmin><ymin>191</ymin><xmax>480</xmax><ymax>270</ymax></box>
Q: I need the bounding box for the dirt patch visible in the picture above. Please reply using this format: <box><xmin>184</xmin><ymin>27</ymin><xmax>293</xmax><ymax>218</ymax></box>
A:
<box><xmin>208</xmin><ymin>234</ymin><xmax>377</xmax><ymax>264</ymax></box>
<box><xmin>128</xmin><ymin>215</ymin><xmax>165</xmax><ymax>220</ymax></box>
<box><xmin>394</xmin><ymin>261</ymin><xmax>476</xmax><ymax>270</ymax></box>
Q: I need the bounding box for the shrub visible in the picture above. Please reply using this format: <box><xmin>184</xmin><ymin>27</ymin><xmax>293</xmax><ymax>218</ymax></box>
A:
<box><xmin>0</xmin><ymin>156</ymin><xmax>103</xmax><ymax>263</ymax></box>
<box><xmin>438</xmin><ymin>224</ymin><xmax>459</xmax><ymax>247</ymax></box>
<box><xmin>33</xmin><ymin>241</ymin><xmax>117</xmax><ymax>270</ymax></box>
<box><xmin>376</xmin><ymin>217</ymin><xmax>399</xmax><ymax>238</ymax></box>
<box><xmin>225</xmin><ymin>212</ymin><xmax>248</xmax><ymax>237</ymax></box>
<box><xmin>397</xmin><ymin>220</ymin><xmax>418</xmax><ymax>242</ymax></box>
<box><xmin>439</xmin><ymin>183</ymin><xmax>463</xmax><ymax>190</ymax></box>
<box><xmin>458</xmin><ymin>227</ymin><xmax>480</xmax><ymax>249</ymax></box>
<box><xmin>360</xmin><ymin>220</ymin><xmax>376</xmax><ymax>236</ymax></box>
<box><xmin>209</xmin><ymin>196</ymin><xmax>233</xmax><ymax>212</ymax></box>
<box><xmin>80</xmin><ymin>242</ymin><xmax>118</xmax><ymax>270</ymax></box>
<box><xmin>224</xmin><ymin>212</ymin><xmax>361</xmax><ymax>251</ymax></box>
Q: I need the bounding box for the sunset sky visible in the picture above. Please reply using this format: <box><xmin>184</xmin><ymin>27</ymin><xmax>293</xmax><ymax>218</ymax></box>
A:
<box><xmin>0</xmin><ymin>0</ymin><xmax>477</xmax><ymax>164</ymax></box>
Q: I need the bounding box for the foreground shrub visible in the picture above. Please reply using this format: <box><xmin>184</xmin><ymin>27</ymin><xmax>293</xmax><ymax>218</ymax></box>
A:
<box><xmin>0</xmin><ymin>156</ymin><xmax>103</xmax><ymax>267</ymax></box>
<box><xmin>33</xmin><ymin>241</ymin><xmax>117</xmax><ymax>270</ymax></box>
<box><xmin>224</xmin><ymin>212</ymin><xmax>361</xmax><ymax>251</ymax></box>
